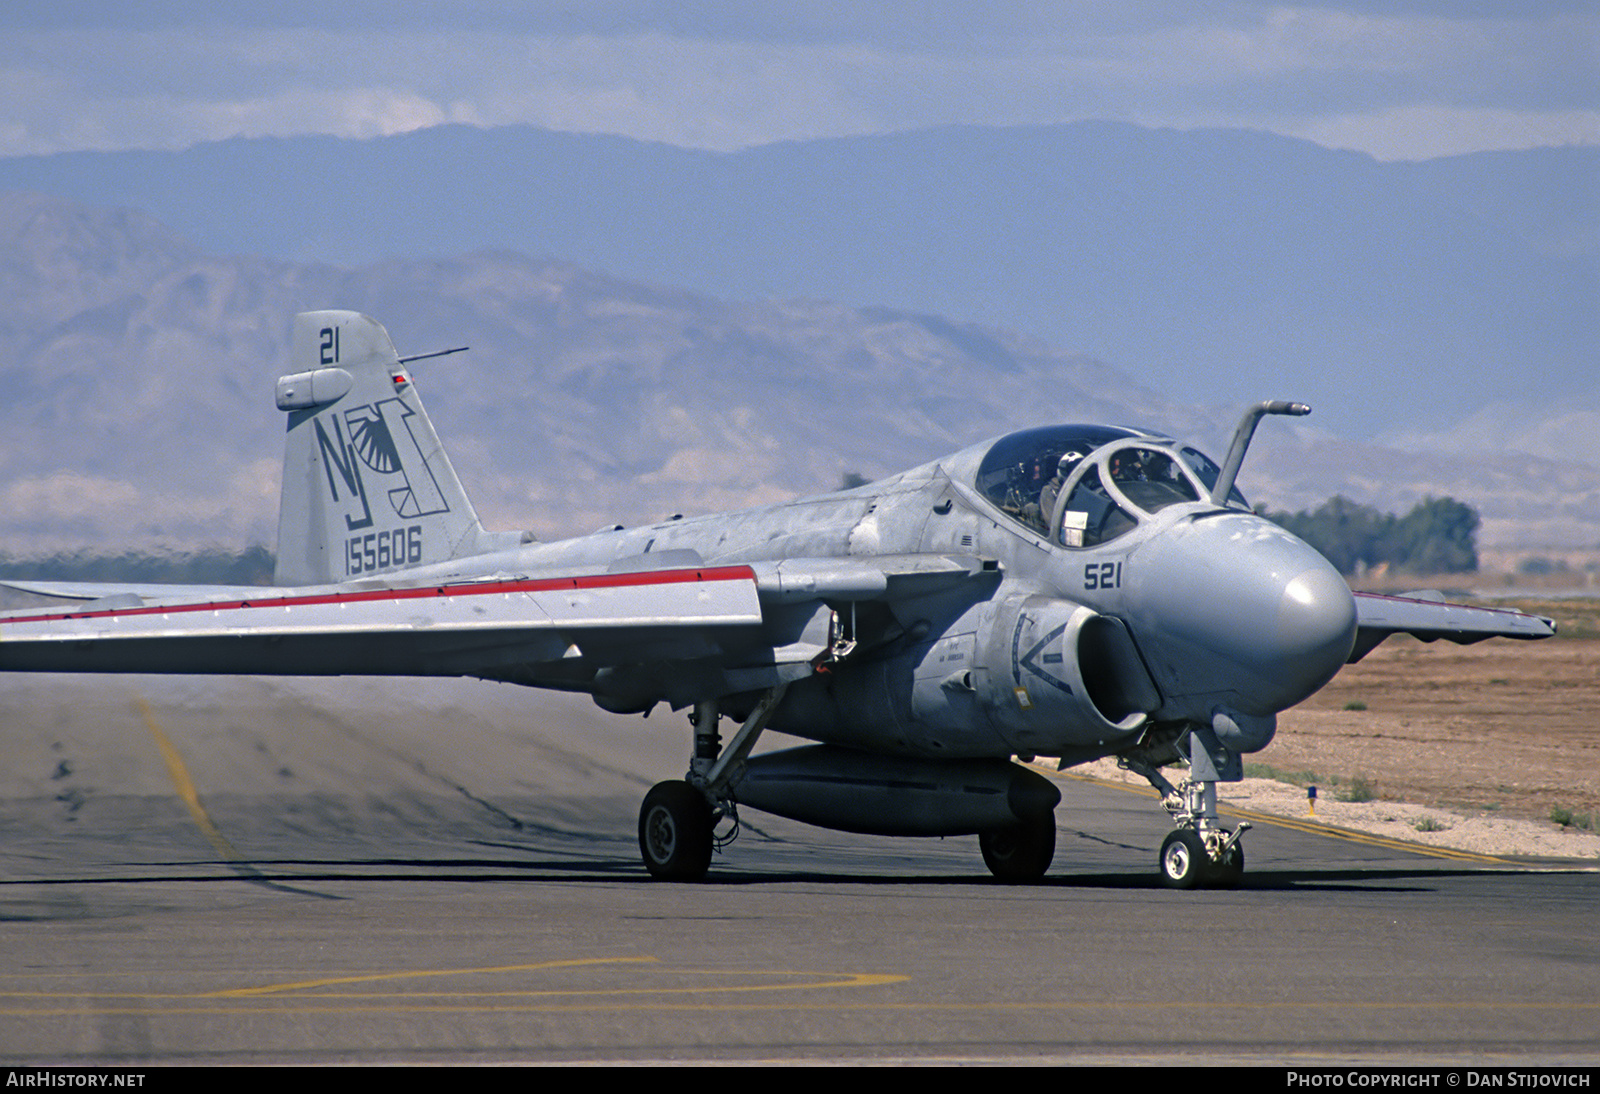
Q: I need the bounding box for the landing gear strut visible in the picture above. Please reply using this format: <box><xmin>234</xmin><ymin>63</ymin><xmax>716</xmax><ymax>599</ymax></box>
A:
<box><xmin>1148</xmin><ymin>779</ymin><xmax>1250</xmax><ymax>890</ymax></box>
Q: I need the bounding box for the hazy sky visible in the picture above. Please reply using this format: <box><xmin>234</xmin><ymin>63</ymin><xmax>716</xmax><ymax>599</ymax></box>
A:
<box><xmin>1</xmin><ymin>2</ymin><xmax>1594</xmax><ymax>161</ymax></box>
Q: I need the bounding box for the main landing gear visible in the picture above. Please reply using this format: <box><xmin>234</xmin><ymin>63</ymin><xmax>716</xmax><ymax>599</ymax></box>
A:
<box><xmin>637</xmin><ymin>687</ymin><xmax>789</xmax><ymax>881</ymax></box>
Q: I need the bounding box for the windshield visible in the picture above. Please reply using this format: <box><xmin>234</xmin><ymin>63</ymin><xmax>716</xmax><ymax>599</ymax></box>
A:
<box><xmin>1059</xmin><ymin>442</ymin><xmax>1217</xmax><ymax>548</ymax></box>
<box><xmin>1107</xmin><ymin>446</ymin><xmax>1200</xmax><ymax>514</ymax></box>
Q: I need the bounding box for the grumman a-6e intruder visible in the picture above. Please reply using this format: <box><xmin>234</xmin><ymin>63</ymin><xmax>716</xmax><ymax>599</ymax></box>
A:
<box><xmin>0</xmin><ymin>312</ymin><xmax>1555</xmax><ymax>887</ymax></box>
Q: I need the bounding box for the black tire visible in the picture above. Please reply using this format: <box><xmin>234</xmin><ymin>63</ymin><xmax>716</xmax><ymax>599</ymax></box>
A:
<box><xmin>638</xmin><ymin>781</ymin><xmax>713</xmax><ymax>881</ymax></box>
<box><xmin>980</xmin><ymin>814</ymin><xmax>1056</xmax><ymax>882</ymax></box>
<box><xmin>1159</xmin><ymin>828</ymin><xmax>1208</xmax><ymax>890</ymax></box>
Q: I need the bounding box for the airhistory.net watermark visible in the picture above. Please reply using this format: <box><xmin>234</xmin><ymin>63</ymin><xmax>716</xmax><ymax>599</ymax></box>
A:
<box><xmin>5</xmin><ymin>1074</ymin><xmax>145</xmax><ymax>1088</ymax></box>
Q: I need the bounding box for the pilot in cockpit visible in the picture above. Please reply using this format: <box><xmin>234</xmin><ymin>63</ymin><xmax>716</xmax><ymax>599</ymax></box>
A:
<box><xmin>1038</xmin><ymin>449</ymin><xmax>1085</xmax><ymax>527</ymax></box>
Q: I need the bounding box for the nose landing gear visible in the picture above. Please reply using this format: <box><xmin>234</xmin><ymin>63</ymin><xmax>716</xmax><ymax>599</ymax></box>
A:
<box><xmin>1124</xmin><ymin>728</ymin><xmax>1252</xmax><ymax>890</ymax></box>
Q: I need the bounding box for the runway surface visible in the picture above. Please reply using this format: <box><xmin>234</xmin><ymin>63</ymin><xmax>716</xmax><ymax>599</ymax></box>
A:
<box><xmin>1</xmin><ymin>676</ymin><xmax>1595</xmax><ymax>1064</ymax></box>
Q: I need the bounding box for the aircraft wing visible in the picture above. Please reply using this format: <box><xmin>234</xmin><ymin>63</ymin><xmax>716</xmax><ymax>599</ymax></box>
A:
<box><xmin>0</xmin><ymin>553</ymin><xmax>997</xmax><ymax>685</ymax></box>
<box><xmin>0</xmin><ymin>566</ymin><xmax>766</xmax><ymax>678</ymax></box>
<box><xmin>1348</xmin><ymin>591</ymin><xmax>1556</xmax><ymax>662</ymax></box>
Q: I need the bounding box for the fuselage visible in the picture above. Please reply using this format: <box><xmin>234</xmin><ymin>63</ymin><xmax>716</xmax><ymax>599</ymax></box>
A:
<box><xmin>417</xmin><ymin>426</ymin><xmax>1358</xmax><ymax>764</ymax></box>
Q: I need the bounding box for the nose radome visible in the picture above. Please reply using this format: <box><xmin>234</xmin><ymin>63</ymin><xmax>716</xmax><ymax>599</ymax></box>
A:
<box><xmin>1273</xmin><ymin>559</ymin><xmax>1357</xmax><ymax>706</ymax></box>
<box><xmin>1121</xmin><ymin>515</ymin><xmax>1357</xmax><ymax>718</ymax></box>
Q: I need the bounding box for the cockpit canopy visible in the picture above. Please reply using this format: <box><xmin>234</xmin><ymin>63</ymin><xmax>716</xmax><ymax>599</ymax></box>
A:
<box><xmin>975</xmin><ymin>425</ymin><xmax>1139</xmax><ymax>535</ymax></box>
<box><xmin>973</xmin><ymin>424</ymin><xmax>1249</xmax><ymax>548</ymax></box>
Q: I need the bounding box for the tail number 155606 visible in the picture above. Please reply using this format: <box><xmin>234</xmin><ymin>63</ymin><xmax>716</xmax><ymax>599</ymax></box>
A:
<box><xmin>346</xmin><ymin>526</ymin><xmax>422</xmax><ymax>575</ymax></box>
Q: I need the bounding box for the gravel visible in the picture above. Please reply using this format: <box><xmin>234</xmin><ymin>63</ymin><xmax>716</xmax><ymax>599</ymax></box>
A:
<box><xmin>1069</xmin><ymin>757</ymin><xmax>1600</xmax><ymax>861</ymax></box>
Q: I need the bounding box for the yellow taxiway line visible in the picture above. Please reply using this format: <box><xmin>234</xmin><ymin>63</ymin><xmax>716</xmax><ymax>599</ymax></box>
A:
<box><xmin>136</xmin><ymin>696</ymin><xmax>241</xmax><ymax>862</ymax></box>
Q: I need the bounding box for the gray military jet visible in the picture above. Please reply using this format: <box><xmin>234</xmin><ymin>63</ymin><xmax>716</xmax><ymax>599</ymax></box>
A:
<box><xmin>0</xmin><ymin>311</ymin><xmax>1554</xmax><ymax>887</ymax></box>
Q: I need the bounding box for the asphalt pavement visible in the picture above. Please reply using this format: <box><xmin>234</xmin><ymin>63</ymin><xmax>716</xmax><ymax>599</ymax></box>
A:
<box><xmin>2</xmin><ymin>675</ymin><xmax>1594</xmax><ymax>1064</ymax></box>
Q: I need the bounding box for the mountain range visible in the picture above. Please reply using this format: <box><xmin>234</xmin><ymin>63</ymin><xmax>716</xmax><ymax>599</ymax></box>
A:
<box><xmin>1</xmin><ymin>121</ymin><xmax>1593</xmax><ymax>441</ymax></box>
<box><xmin>1</xmin><ymin>189</ymin><xmax>1595</xmax><ymax>559</ymax></box>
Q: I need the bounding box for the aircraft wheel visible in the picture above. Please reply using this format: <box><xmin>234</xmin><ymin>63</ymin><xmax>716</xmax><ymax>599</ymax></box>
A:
<box><xmin>1159</xmin><ymin>829</ymin><xmax>1208</xmax><ymax>889</ymax></box>
<box><xmin>979</xmin><ymin>814</ymin><xmax>1056</xmax><ymax>882</ymax></box>
<box><xmin>639</xmin><ymin>780</ymin><xmax>713</xmax><ymax>881</ymax></box>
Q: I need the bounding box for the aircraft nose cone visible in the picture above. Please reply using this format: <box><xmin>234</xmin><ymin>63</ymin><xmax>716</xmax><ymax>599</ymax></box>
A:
<box><xmin>1270</xmin><ymin>558</ymin><xmax>1359</xmax><ymax>708</ymax></box>
<box><xmin>1124</xmin><ymin>516</ymin><xmax>1356</xmax><ymax>717</ymax></box>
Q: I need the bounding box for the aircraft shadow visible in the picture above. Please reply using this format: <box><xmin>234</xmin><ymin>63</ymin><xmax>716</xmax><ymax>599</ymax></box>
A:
<box><xmin>1</xmin><ymin>859</ymin><xmax>1543</xmax><ymax>895</ymax></box>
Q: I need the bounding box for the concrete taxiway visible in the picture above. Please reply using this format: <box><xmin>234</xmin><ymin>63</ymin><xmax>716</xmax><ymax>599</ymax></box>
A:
<box><xmin>1</xmin><ymin>676</ymin><xmax>1595</xmax><ymax>1064</ymax></box>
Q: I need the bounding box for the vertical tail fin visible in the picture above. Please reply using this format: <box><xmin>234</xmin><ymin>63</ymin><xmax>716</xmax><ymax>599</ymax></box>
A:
<box><xmin>274</xmin><ymin>310</ymin><xmax>501</xmax><ymax>586</ymax></box>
